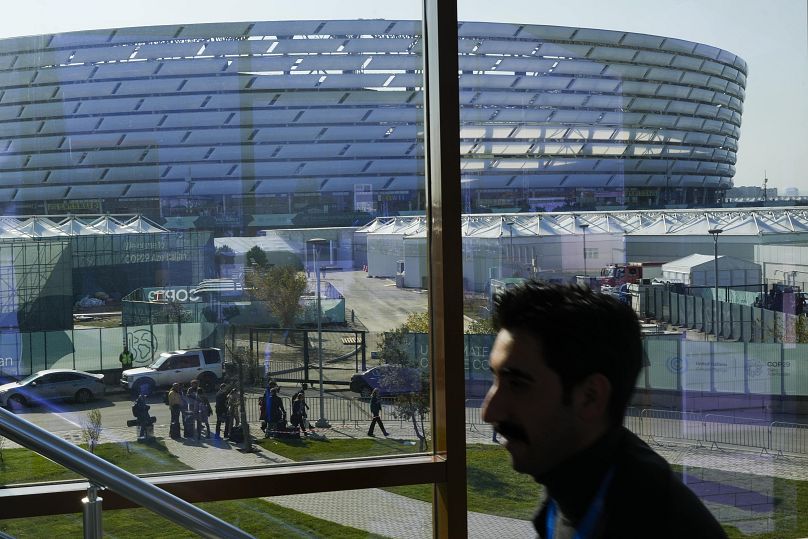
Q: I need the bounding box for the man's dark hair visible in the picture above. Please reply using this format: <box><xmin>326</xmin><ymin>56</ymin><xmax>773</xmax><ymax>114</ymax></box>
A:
<box><xmin>493</xmin><ymin>281</ymin><xmax>642</xmax><ymax>425</ymax></box>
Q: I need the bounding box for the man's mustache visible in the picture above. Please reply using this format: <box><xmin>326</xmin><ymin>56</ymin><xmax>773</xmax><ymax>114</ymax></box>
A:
<box><xmin>495</xmin><ymin>421</ymin><xmax>527</xmax><ymax>442</ymax></box>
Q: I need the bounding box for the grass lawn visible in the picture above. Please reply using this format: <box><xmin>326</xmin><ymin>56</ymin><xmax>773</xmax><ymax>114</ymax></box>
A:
<box><xmin>1</xmin><ymin>439</ymin><xmax>380</xmax><ymax>538</ymax></box>
<box><xmin>387</xmin><ymin>444</ymin><xmax>540</xmax><ymax>520</ymax></box>
<box><xmin>258</xmin><ymin>438</ymin><xmax>539</xmax><ymax>520</ymax></box>
<box><xmin>257</xmin><ymin>435</ymin><xmax>421</xmax><ymax>461</ymax></box>
<box><xmin>0</xmin><ymin>499</ymin><xmax>384</xmax><ymax>538</ymax></box>
<box><xmin>0</xmin><ymin>439</ymin><xmax>187</xmax><ymax>485</ymax></box>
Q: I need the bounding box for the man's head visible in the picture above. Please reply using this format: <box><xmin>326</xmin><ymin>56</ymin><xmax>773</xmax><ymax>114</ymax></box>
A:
<box><xmin>482</xmin><ymin>282</ymin><xmax>642</xmax><ymax>478</ymax></box>
<box><xmin>171</xmin><ymin>383</ymin><xmax>180</xmax><ymax>391</ymax></box>
<box><xmin>190</xmin><ymin>379</ymin><xmax>199</xmax><ymax>388</ymax></box>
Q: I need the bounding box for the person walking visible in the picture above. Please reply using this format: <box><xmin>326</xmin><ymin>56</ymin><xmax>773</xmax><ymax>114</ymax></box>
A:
<box><xmin>196</xmin><ymin>388</ymin><xmax>212</xmax><ymax>439</ymax></box>
<box><xmin>167</xmin><ymin>383</ymin><xmax>183</xmax><ymax>439</ymax></box>
<box><xmin>214</xmin><ymin>383</ymin><xmax>229</xmax><ymax>439</ymax></box>
<box><xmin>291</xmin><ymin>392</ymin><xmax>311</xmax><ymax>437</ymax></box>
<box><xmin>184</xmin><ymin>382</ymin><xmax>199</xmax><ymax>439</ymax></box>
<box><xmin>225</xmin><ymin>388</ymin><xmax>240</xmax><ymax>440</ymax></box>
<box><xmin>367</xmin><ymin>388</ymin><xmax>389</xmax><ymax>437</ymax></box>
<box><xmin>132</xmin><ymin>394</ymin><xmax>152</xmax><ymax>440</ymax></box>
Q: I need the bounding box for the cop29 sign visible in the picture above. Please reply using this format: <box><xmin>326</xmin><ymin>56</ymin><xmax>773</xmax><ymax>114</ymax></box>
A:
<box><xmin>397</xmin><ymin>333</ymin><xmax>495</xmax><ymax>375</ymax></box>
<box><xmin>143</xmin><ymin>287</ymin><xmax>201</xmax><ymax>303</ymax></box>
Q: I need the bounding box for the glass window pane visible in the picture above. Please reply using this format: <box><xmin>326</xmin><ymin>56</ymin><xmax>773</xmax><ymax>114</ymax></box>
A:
<box><xmin>458</xmin><ymin>1</ymin><xmax>807</xmax><ymax>537</ymax></box>
<box><xmin>0</xmin><ymin>0</ymin><xmax>441</xmax><ymax>487</ymax></box>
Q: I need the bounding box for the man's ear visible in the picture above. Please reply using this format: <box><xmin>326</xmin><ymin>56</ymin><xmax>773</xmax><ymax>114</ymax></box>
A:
<box><xmin>573</xmin><ymin>373</ymin><xmax>612</xmax><ymax>422</ymax></box>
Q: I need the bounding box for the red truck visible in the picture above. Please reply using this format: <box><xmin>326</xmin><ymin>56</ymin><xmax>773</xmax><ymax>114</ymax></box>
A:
<box><xmin>599</xmin><ymin>263</ymin><xmax>663</xmax><ymax>287</ymax></box>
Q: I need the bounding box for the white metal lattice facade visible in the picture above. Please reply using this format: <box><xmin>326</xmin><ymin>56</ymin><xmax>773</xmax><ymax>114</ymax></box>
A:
<box><xmin>0</xmin><ymin>20</ymin><xmax>746</xmax><ymax>208</ymax></box>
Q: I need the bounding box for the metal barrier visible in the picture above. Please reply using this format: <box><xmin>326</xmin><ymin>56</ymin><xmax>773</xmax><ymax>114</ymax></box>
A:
<box><xmin>248</xmin><ymin>393</ymin><xmax>808</xmax><ymax>458</ymax></box>
<box><xmin>623</xmin><ymin>407</ymin><xmax>643</xmax><ymax>437</ymax></box>
<box><xmin>703</xmin><ymin>414</ymin><xmax>771</xmax><ymax>454</ymax></box>
<box><xmin>461</xmin><ymin>399</ymin><xmax>808</xmax><ymax>457</ymax></box>
<box><xmin>243</xmin><ymin>394</ymin><xmax>426</xmax><ymax>430</ymax></box>
<box><xmin>770</xmin><ymin>422</ymin><xmax>808</xmax><ymax>455</ymax></box>
<box><xmin>641</xmin><ymin>409</ymin><xmax>705</xmax><ymax>446</ymax></box>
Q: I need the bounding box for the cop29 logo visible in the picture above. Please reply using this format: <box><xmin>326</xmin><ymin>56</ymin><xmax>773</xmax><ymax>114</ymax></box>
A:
<box><xmin>666</xmin><ymin>356</ymin><xmax>684</xmax><ymax>374</ymax></box>
<box><xmin>127</xmin><ymin>329</ymin><xmax>158</xmax><ymax>365</ymax></box>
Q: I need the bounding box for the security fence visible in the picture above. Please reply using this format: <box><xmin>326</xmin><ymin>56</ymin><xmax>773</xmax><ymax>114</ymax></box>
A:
<box><xmin>242</xmin><ymin>394</ymin><xmax>427</xmax><ymax>430</ymax></box>
<box><xmin>0</xmin><ymin>322</ymin><xmax>217</xmax><ymax>378</ymax></box>
<box><xmin>214</xmin><ymin>395</ymin><xmax>808</xmax><ymax>457</ymax></box>
<box><xmin>638</xmin><ymin>284</ymin><xmax>801</xmax><ymax>343</ymax></box>
<box><xmin>636</xmin><ymin>408</ymin><xmax>800</xmax><ymax>455</ymax></box>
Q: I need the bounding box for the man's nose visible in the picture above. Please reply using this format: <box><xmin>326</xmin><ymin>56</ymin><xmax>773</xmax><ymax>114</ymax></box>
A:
<box><xmin>481</xmin><ymin>384</ymin><xmax>499</xmax><ymax>424</ymax></box>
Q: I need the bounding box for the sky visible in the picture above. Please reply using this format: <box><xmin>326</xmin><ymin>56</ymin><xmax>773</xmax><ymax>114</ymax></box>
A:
<box><xmin>2</xmin><ymin>0</ymin><xmax>806</xmax><ymax>191</ymax></box>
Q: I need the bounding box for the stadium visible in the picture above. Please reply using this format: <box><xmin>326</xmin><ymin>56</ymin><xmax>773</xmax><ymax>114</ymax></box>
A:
<box><xmin>0</xmin><ymin>20</ymin><xmax>746</xmax><ymax>229</ymax></box>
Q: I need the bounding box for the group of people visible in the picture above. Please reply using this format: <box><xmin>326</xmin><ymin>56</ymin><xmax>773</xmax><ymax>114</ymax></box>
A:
<box><xmin>166</xmin><ymin>379</ymin><xmax>213</xmax><ymax>441</ymax></box>
<box><xmin>259</xmin><ymin>382</ymin><xmax>313</xmax><ymax>438</ymax></box>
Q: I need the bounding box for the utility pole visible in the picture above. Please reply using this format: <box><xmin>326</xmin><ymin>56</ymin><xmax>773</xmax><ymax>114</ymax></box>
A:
<box><xmin>763</xmin><ymin>170</ymin><xmax>768</xmax><ymax>206</ymax></box>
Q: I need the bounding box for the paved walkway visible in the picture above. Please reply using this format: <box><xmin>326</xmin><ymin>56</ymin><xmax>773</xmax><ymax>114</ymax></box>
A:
<box><xmin>10</xmin><ymin>419</ymin><xmax>808</xmax><ymax>537</ymax></box>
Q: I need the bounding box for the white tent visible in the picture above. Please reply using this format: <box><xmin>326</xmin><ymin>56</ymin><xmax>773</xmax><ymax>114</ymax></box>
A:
<box><xmin>662</xmin><ymin>254</ymin><xmax>761</xmax><ymax>287</ymax></box>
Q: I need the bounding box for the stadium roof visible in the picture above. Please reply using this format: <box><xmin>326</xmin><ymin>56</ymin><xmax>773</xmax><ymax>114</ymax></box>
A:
<box><xmin>0</xmin><ymin>20</ymin><xmax>746</xmax><ymax>202</ymax></box>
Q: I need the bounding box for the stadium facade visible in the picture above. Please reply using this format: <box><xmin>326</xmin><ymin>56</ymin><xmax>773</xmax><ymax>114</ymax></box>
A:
<box><xmin>0</xmin><ymin>20</ymin><xmax>746</xmax><ymax>229</ymax></box>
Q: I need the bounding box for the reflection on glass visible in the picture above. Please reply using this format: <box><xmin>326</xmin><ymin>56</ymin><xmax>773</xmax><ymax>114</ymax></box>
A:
<box><xmin>457</xmin><ymin>1</ymin><xmax>807</xmax><ymax>536</ymax></box>
<box><xmin>0</xmin><ymin>13</ymin><xmax>437</xmax><ymax>484</ymax></box>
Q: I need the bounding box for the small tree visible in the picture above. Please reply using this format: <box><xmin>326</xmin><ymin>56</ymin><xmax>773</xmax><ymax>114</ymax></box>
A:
<box><xmin>796</xmin><ymin>315</ymin><xmax>808</xmax><ymax>343</ymax></box>
<box><xmin>81</xmin><ymin>409</ymin><xmax>103</xmax><ymax>453</ymax></box>
<box><xmin>246</xmin><ymin>246</ymin><xmax>270</xmax><ymax>269</ymax></box>
<box><xmin>0</xmin><ymin>433</ymin><xmax>5</xmax><ymax>464</ymax></box>
<box><xmin>379</xmin><ymin>324</ymin><xmax>429</xmax><ymax>451</ymax></box>
<box><xmin>403</xmin><ymin>312</ymin><xmax>429</xmax><ymax>333</ymax></box>
<box><xmin>246</xmin><ymin>265</ymin><xmax>308</xmax><ymax>339</ymax></box>
<box><xmin>466</xmin><ymin>317</ymin><xmax>496</xmax><ymax>335</ymax></box>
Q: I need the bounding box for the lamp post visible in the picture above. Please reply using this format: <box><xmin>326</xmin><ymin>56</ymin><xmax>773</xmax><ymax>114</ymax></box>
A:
<box><xmin>504</xmin><ymin>219</ymin><xmax>514</xmax><ymax>277</ymax></box>
<box><xmin>306</xmin><ymin>238</ymin><xmax>330</xmax><ymax>428</ymax></box>
<box><xmin>708</xmin><ymin>228</ymin><xmax>723</xmax><ymax>339</ymax></box>
<box><xmin>580</xmin><ymin>223</ymin><xmax>589</xmax><ymax>277</ymax></box>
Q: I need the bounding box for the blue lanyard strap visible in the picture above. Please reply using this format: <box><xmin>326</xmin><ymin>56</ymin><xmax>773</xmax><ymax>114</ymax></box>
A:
<box><xmin>545</xmin><ymin>465</ymin><xmax>616</xmax><ymax>539</ymax></box>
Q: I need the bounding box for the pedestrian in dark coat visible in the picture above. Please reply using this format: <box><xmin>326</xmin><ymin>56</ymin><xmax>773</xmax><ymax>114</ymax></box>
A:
<box><xmin>367</xmin><ymin>388</ymin><xmax>389</xmax><ymax>437</ymax></box>
<box><xmin>214</xmin><ymin>383</ymin><xmax>228</xmax><ymax>439</ymax></box>
<box><xmin>132</xmin><ymin>394</ymin><xmax>152</xmax><ymax>440</ymax></box>
<box><xmin>291</xmin><ymin>392</ymin><xmax>311</xmax><ymax>437</ymax></box>
<box><xmin>196</xmin><ymin>388</ymin><xmax>212</xmax><ymax>439</ymax></box>
<box><xmin>266</xmin><ymin>387</ymin><xmax>286</xmax><ymax>437</ymax></box>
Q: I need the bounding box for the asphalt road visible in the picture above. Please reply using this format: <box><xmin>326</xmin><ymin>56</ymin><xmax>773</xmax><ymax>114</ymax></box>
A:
<box><xmin>325</xmin><ymin>270</ymin><xmax>428</xmax><ymax>333</ymax></box>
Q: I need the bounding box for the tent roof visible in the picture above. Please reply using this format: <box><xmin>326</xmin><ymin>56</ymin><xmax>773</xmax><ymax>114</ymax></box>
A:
<box><xmin>662</xmin><ymin>253</ymin><xmax>760</xmax><ymax>273</ymax></box>
<box><xmin>359</xmin><ymin>208</ymin><xmax>808</xmax><ymax>240</ymax></box>
<box><xmin>0</xmin><ymin>214</ymin><xmax>167</xmax><ymax>239</ymax></box>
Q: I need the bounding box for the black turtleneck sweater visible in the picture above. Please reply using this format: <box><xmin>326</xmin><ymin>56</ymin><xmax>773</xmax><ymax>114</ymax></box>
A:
<box><xmin>532</xmin><ymin>426</ymin><xmax>727</xmax><ymax>539</ymax></box>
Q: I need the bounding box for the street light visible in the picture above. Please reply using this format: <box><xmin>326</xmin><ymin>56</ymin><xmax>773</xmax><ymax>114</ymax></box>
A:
<box><xmin>580</xmin><ymin>223</ymin><xmax>589</xmax><ymax>277</ymax></box>
<box><xmin>306</xmin><ymin>238</ymin><xmax>330</xmax><ymax>428</ymax></box>
<box><xmin>708</xmin><ymin>228</ymin><xmax>723</xmax><ymax>339</ymax></box>
<box><xmin>503</xmin><ymin>219</ymin><xmax>514</xmax><ymax>277</ymax></box>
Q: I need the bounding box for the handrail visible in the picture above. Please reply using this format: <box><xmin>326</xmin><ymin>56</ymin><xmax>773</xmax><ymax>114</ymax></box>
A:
<box><xmin>0</xmin><ymin>406</ymin><xmax>254</xmax><ymax>539</ymax></box>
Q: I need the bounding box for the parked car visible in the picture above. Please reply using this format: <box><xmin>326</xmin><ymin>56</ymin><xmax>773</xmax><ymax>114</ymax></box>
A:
<box><xmin>0</xmin><ymin>369</ymin><xmax>106</xmax><ymax>410</ymax></box>
<box><xmin>120</xmin><ymin>348</ymin><xmax>222</xmax><ymax>396</ymax></box>
<box><xmin>350</xmin><ymin>364</ymin><xmax>422</xmax><ymax>397</ymax></box>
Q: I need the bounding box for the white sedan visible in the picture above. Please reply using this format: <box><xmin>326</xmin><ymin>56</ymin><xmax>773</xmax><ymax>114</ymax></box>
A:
<box><xmin>0</xmin><ymin>369</ymin><xmax>106</xmax><ymax>411</ymax></box>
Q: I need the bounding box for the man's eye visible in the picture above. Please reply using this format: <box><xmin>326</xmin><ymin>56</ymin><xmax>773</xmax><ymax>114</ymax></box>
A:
<box><xmin>508</xmin><ymin>378</ymin><xmax>529</xmax><ymax>389</ymax></box>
